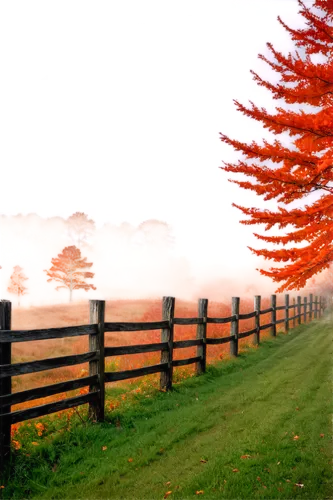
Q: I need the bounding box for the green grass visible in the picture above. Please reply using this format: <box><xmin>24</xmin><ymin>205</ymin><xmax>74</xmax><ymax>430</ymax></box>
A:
<box><xmin>1</xmin><ymin>316</ymin><xmax>332</xmax><ymax>499</ymax></box>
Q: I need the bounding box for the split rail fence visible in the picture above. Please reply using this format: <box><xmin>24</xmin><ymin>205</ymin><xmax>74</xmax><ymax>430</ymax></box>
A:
<box><xmin>0</xmin><ymin>293</ymin><xmax>325</xmax><ymax>468</ymax></box>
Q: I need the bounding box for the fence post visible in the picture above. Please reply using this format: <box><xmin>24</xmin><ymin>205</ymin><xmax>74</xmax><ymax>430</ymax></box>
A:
<box><xmin>196</xmin><ymin>298</ymin><xmax>208</xmax><ymax>376</ymax></box>
<box><xmin>254</xmin><ymin>295</ymin><xmax>261</xmax><ymax>346</ymax></box>
<box><xmin>88</xmin><ymin>300</ymin><xmax>105</xmax><ymax>422</ymax></box>
<box><xmin>297</xmin><ymin>296</ymin><xmax>302</xmax><ymax>325</ymax></box>
<box><xmin>285</xmin><ymin>294</ymin><xmax>290</xmax><ymax>333</ymax></box>
<box><xmin>270</xmin><ymin>295</ymin><xmax>277</xmax><ymax>337</ymax></box>
<box><xmin>0</xmin><ymin>300</ymin><xmax>12</xmax><ymax>472</ymax></box>
<box><xmin>292</xmin><ymin>297</ymin><xmax>296</xmax><ymax>329</ymax></box>
<box><xmin>303</xmin><ymin>297</ymin><xmax>307</xmax><ymax>323</ymax></box>
<box><xmin>314</xmin><ymin>296</ymin><xmax>318</xmax><ymax>319</ymax></box>
<box><xmin>230</xmin><ymin>297</ymin><xmax>239</xmax><ymax>357</ymax></box>
<box><xmin>160</xmin><ymin>296</ymin><xmax>175</xmax><ymax>391</ymax></box>
<box><xmin>309</xmin><ymin>293</ymin><xmax>313</xmax><ymax>322</ymax></box>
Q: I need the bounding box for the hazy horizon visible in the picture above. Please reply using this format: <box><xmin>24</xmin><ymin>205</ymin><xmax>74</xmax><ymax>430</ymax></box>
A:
<box><xmin>0</xmin><ymin>212</ymin><xmax>281</xmax><ymax>307</ymax></box>
<box><xmin>0</xmin><ymin>1</ymin><xmax>318</xmax><ymax>306</ymax></box>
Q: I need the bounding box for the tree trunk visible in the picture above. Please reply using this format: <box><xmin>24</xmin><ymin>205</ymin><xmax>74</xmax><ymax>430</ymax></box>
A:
<box><xmin>70</xmin><ymin>274</ymin><xmax>73</xmax><ymax>302</ymax></box>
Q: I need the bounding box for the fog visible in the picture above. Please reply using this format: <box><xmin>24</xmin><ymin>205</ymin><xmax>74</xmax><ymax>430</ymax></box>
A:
<box><xmin>0</xmin><ymin>213</ymin><xmax>278</xmax><ymax>307</ymax></box>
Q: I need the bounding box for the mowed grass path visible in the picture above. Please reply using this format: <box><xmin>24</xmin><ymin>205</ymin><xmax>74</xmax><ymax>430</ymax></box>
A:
<box><xmin>3</xmin><ymin>317</ymin><xmax>332</xmax><ymax>499</ymax></box>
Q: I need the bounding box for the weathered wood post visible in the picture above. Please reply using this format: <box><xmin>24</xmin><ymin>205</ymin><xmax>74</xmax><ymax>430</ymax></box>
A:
<box><xmin>303</xmin><ymin>297</ymin><xmax>307</xmax><ymax>323</ymax></box>
<box><xmin>0</xmin><ymin>300</ymin><xmax>12</xmax><ymax>471</ymax></box>
<box><xmin>314</xmin><ymin>296</ymin><xmax>318</xmax><ymax>319</ymax></box>
<box><xmin>292</xmin><ymin>297</ymin><xmax>296</xmax><ymax>329</ymax></box>
<box><xmin>297</xmin><ymin>296</ymin><xmax>302</xmax><ymax>325</ymax></box>
<box><xmin>230</xmin><ymin>297</ymin><xmax>240</xmax><ymax>357</ymax></box>
<box><xmin>270</xmin><ymin>294</ymin><xmax>277</xmax><ymax>337</ymax></box>
<box><xmin>196</xmin><ymin>298</ymin><xmax>208</xmax><ymax>376</ymax></box>
<box><xmin>254</xmin><ymin>295</ymin><xmax>261</xmax><ymax>346</ymax></box>
<box><xmin>285</xmin><ymin>294</ymin><xmax>290</xmax><ymax>333</ymax></box>
<box><xmin>160</xmin><ymin>296</ymin><xmax>175</xmax><ymax>391</ymax></box>
<box><xmin>88</xmin><ymin>300</ymin><xmax>105</xmax><ymax>422</ymax></box>
<box><xmin>309</xmin><ymin>293</ymin><xmax>313</xmax><ymax>322</ymax></box>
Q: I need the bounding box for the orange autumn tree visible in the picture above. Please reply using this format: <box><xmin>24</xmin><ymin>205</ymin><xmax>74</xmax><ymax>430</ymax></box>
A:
<box><xmin>44</xmin><ymin>246</ymin><xmax>96</xmax><ymax>302</ymax></box>
<box><xmin>220</xmin><ymin>0</ymin><xmax>333</xmax><ymax>292</ymax></box>
<box><xmin>307</xmin><ymin>263</ymin><xmax>333</xmax><ymax>296</ymax></box>
<box><xmin>7</xmin><ymin>265</ymin><xmax>28</xmax><ymax>306</ymax></box>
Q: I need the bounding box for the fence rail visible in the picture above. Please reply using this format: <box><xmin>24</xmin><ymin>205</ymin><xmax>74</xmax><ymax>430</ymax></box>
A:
<box><xmin>0</xmin><ymin>293</ymin><xmax>326</xmax><ymax>469</ymax></box>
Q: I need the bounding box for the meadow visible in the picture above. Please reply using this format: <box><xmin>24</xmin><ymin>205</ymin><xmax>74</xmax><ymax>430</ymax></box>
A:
<box><xmin>9</xmin><ymin>296</ymin><xmax>281</xmax><ymax>414</ymax></box>
<box><xmin>1</xmin><ymin>313</ymin><xmax>332</xmax><ymax>499</ymax></box>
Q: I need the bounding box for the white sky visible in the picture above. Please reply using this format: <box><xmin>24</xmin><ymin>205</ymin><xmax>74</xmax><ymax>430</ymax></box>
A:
<box><xmin>0</xmin><ymin>0</ymin><xmax>310</xmax><ymax>299</ymax></box>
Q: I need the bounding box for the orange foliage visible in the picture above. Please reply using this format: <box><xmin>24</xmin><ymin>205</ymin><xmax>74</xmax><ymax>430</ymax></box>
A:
<box><xmin>11</xmin><ymin>299</ymin><xmax>286</xmax><ymax>391</ymax></box>
<box><xmin>10</xmin><ymin>298</ymin><xmax>287</xmax><ymax>438</ymax></box>
<box><xmin>220</xmin><ymin>0</ymin><xmax>333</xmax><ymax>292</ymax></box>
<box><xmin>44</xmin><ymin>246</ymin><xmax>96</xmax><ymax>302</ymax></box>
<box><xmin>7</xmin><ymin>265</ymin><xmax>28</xmax><ymax>306</ymax></box>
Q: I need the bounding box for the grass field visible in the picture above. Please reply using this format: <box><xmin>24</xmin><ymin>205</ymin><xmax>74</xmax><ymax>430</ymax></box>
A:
<box><xmin>10</xmin><ymin>297</ymin><xmax>281</xmax><ymax>412</ymax></box>
<box><xmin>1</xmin><ymin>314</ymin><xmax>332</xmax><ymax>499</ymax></box>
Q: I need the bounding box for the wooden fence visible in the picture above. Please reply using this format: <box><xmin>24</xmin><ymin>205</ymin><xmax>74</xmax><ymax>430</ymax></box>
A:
<box><xmin>0</xmin><ymin>293</ymin><xmax>325</xmax><ymax>469</ymax></box>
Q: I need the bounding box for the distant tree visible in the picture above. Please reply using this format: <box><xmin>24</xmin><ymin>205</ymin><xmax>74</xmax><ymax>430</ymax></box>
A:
<box><xmin>44</xmin><ymin>246</ymin><xmax>96</xmax><ymax>302</ymax></box>
<box><xmin>7</xmin><ymin>265</ymin><xmax>28</xmax><ymax>306</ymax></box>
<box><xmin>67</xmin><ymin>212</ymin><xmax>95</xmax><ymax>249</ymax></box>
<box><xmin>219</xmin><ymin>0</ymin><xmax>333</xmax><ymax>292</ymax></box>
<box><xmin>45</xmin><ymin>215</ymin><xmax>65</xmax><ymax>224</ymax></box>
<box><xmin>133</xmin><ymin>220</ymin><xmax>174</xmax><ymax>249</ymax></box>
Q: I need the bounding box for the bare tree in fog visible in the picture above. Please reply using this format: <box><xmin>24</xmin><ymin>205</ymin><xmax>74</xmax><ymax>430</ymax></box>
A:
<box><xmin>137</xmin><ymin>219</ymin><xmax>175</xmax><ymax>250</ymax></box>
<box><xmin>67</xmin><ymin>212</ymin><xmax>95</xmax><ymax>249</ymax></box>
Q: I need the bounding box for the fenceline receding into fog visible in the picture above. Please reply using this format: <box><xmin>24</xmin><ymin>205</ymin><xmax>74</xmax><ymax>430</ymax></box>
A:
<box><xmin>0</xmin><ymin>293</ymin><xmax>326</xmax><ymax>468</ymax></box>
